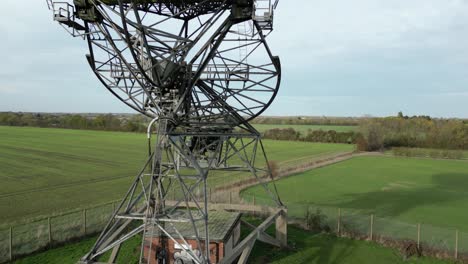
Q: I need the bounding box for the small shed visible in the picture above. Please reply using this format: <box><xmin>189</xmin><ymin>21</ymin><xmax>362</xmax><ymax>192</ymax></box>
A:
<box><xmin>143</xmin><ymin>210</ymin><xmax>241</xmax><ymax>264</ymax></box>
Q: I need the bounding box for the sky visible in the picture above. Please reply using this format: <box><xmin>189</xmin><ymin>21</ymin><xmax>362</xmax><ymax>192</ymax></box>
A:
<box><xmin>0</xmin><ymin>0</ymin><xmax>467</xmax><ymax>118</ymax></box>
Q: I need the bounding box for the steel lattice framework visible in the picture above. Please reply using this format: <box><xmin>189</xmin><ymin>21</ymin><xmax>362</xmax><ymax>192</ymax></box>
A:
<box><xmin>47</xmin><ymin>1</ymin><xmax>285</xmax><ymax>263</ymax></box>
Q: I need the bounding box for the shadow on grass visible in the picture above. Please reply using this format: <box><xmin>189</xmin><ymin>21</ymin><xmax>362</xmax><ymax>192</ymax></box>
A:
<box><xmin>432</xmin><ymin>173</ymin><xmax>468</xmax><ymax>192</ymax></box>
<box><xmin>245</xmin><ymin>215</ymin><xmax>358</xmax><ymax>264</ymax></box>
<box><xmin>248</xmin><ymin>224</ymin><xmax>452</xmax><ymax>264</ymax></box>
<box><xmin>330</xmin><ymin>173</ymin><xmax>468</xmax><ymax>218</ymax></box>
<box><xmin>248</xmin><ymin>224</ymin><xmax>378</xmax><ymax>264</ymax></box>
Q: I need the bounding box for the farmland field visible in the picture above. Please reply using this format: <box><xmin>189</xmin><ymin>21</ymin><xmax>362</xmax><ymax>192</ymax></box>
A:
<box><xmin>0</xmin><ymin>126</ymin><xmax>354</xmax><ymax>224</ymax></box>
<box><xmin>252</xmin><ymin>124</ymin><xmax>357</xmax><ymax>133</ymax></box>
<box><xmin>242</xmin><ymin>156</ymin><xmax>468</xmax><ymax>231</ymax></box>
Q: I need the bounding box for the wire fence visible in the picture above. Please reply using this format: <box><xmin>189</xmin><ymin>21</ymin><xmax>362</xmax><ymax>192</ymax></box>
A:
<box><xmin>0</xmin><ymin>151</ymin><xmax>353</xmax><ymax>263</ymax></box>
<box><xmin>0</xmin><ymin>202</ymin><xmax>117</xmax><ymax>263</ymax></box>
<box><xmin>241</xmin><ymin>194</ymin><xmax>468</xmax><ymax>262</ymax></box>
<box><xmin>2</xmin><ymin>191</ymin><xmax>467</xmax><ymax>263</ymax></box>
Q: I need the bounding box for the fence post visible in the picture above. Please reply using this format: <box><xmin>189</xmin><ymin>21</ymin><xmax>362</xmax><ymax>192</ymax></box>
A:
<box><xmin>48</xmin><ymin>217</ymin><xmax>52</xmax><ymax>245</ymax></box>
<box><xmin>253</xmin><ymin>195</ymin><xmax>256</xmax><ymax>217</ymax></box>
<box><xmin>455</xmin><ymin>230</ymin><xmax>459</xmax><ymax>259</ymax></box>
<box><xmin>83</xmin><ymin>209</ymin><xmax>87</xmax><ymax>235</ymax></box>
<box><xmin>229</xmin><ymin>192</ymin><xmax>232</xmax><ymax>204</ymax></box>
<box><xmin>9</xmin><ymin>226</ymin><xmax>12</xmax><ymax>262</ymax></box>
<box><xmin>337</xmin><ymin>208</ymin><xmax>341</xmax><ymax>236</ymax></box>
<box><xmin>370</xmin><ymin>214</ymin><xmax>374</xmax><ymax>241</ymax></box>
<box><xmin>417</xmin><ymin>223</ymin><xmax>421</xmax><ymax>249</ymax></box>
<box><xmin>209</xmin><ymin>188</ymin><xmax>212</xmax><ymax>203</ymax></box>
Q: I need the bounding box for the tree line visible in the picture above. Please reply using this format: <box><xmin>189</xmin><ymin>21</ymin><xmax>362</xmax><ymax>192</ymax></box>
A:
<box><xmin>357</xmin><ymin>113</ymin><xmax>468</xmax><ymax>151</ymax></box>
<box><xmin>261</xmin><ymin>113</ymin><xmax>468</xmax><ymax>151</ymax></box>
<box><xmin>2</xmin><ymin>112</ymin><xmax>467</xmax><ymax>151</ymax></box>
<box><xmin>263</xmin><ymin>127</ymin><xmax>358</xmax><ymax>144</ymax></box>
<box><xmin>251</xmin><ymin>116</ymin><xmax>359</xmax><ymax>126</ymax></box>
<box><xmin>0</xmin><ymin>112</ymin><xmax>149</xmax><ymax>133</ymax></box>
<box><xmin>0</xmin><ymin>112</ymin><xmax>359</xmax><ymax>144</ymax></box>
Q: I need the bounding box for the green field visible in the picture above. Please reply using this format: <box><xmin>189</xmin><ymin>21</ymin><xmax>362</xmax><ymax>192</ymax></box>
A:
<box><xmin>3</xmin><ymin>126</ymin><xmax>462</xmax><ymax>263</ymax></box>
<box><xmin>243</xmin><ymin>156</ymin><xmax>468</xmax><ymax>232</ymax></box>
<box><xmin>12</xmin><ymin>234</ymin><xmax>141</xmax><ymax>264</ymax></box>
<box><xmin>253</xmin><ymin>124</ymin><xmax>357</xmax><ymax>134</ymax></box>
<box><xmin>0</xmin><ymin>126</ymin><xmax>353</xmax><ymax>224</ymax></box>
<box><xmin>12</xmin><ymin>224</ymin><xmax>452</xmax><ymax>264</ymax></box>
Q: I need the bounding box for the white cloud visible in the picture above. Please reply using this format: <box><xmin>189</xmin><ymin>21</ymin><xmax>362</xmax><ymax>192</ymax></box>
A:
<box><xmin>271</xmin><ymin>0</ymin><xmax>468</xmax><ymax>68</ymax></box>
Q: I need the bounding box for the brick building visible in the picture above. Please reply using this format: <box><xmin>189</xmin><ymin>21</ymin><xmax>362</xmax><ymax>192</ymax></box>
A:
<box><xmin>143</xmin><ymin>210</ymin><xmax>241</xmax><ymax>264</ymax></box>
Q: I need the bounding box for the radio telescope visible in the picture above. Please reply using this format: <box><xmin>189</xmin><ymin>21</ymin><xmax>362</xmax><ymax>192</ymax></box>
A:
<box><xmin>47</xmin><ymin>0</ymin><xmax>285</xmax><ymax>263</ymax></box>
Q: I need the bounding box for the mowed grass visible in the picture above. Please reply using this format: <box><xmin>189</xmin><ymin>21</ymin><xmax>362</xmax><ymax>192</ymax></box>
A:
<box><xmin>0</xmin><ymin>126</ymin><xmax>148</xmax><ymax>224</ymax></box>
<box><xmin>0</xmin><ymin>126</ymin><xmax>354</xmax><ymax>224</ymax></box>
<box><xmin>12</xmin><ymin>224</ymin><xmax>453</xmax><ymax>264</ymax></box>
<box><xmin>13</xmin><ymin>234</ymin><xmax>141</xmax><ymax>264</ymax></box>
<box><xmin>249</xmin><ymin>225</ymin><xmax>453</xmax><ymax>264</ymax></box>
<box><xmin>242</xmin><ymin>156</ymin><xmax>468</xmax><ymax>231</ymax></box>
<box><xmin>253</xmin><ymin>124</ymin><xmax>357</xmax><ymax>133</ymax></box>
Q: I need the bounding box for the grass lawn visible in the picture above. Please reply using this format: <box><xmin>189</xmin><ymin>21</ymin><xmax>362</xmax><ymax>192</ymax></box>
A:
<box><xmin>0</xmin><ymin>126</ymin><xmax>354</xmax><ymax>224</ymax></box>
<box><xmin>242</xmin><ymin>156</ymin><xmax>468</xmax><ymax>232</ymax></box>
<box><xmin>253</xmin><ymin>124</ymin><xmax>357</xmax><ymax>134</ymax></box>
<box><xmin>250</xmin><ymin>225</ymin><xmax>453</xmax><ymax>264</ymax></box>
<box><xmin>12</xmin><ymin>234</ymin><xmax>141</xmax><ymax>264</ymax></box>
<box><xmin>12</xmin><ymin>224</ymin><xmax>453</xmax><ymax>264</ymax></box>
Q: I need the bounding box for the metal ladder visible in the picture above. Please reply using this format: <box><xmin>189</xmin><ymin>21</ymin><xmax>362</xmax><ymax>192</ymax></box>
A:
<box><xmin>237</xmin><ymin>21</ymin><xmax>249</xmax><ymax>61</ymax></box>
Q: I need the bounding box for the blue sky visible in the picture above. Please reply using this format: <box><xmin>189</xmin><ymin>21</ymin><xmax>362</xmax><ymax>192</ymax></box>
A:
<box><xmin>1</xmin><ymin>0</ymin><xmax>467</xmax><ymax>117</ymax></box>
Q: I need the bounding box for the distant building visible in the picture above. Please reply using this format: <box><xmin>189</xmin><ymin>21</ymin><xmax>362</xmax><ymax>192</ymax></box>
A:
<box><xmin>143</xmin><ymin>211</ymin><xmax>241</xmax><ymax>264</ymax></box>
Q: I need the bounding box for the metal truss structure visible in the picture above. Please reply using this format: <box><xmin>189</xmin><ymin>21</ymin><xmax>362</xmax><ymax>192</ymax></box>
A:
<box><xmin>47</xmin><ymin>1</ymin><xmax>284</xmax><ymax>263</ymax></box>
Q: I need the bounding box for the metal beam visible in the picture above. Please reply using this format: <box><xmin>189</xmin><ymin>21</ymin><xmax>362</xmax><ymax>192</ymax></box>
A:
<box><xmin>219</xmin><ymin>209</ymin><xmax>284</xmax><ymax>264</ymax></box>
<box><xmin>107</xmin><ymin>244</ymin><xmax>121</xmax><ymax>264</ymax></box>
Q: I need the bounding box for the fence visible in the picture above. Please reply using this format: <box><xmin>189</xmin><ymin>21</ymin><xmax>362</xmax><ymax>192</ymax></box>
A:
<box><xmin>0</xmin><ymin>151</ymin><xmax>352</xmax><ymax>262</ymax></box>
<box><xmin>0</xmin><ymin>190</ymin><xmax>249</xmax><ymax>264</ymax></box>
<box><xmin>0</xmin><ymin>202</ymin><xmax>117</xmax><ymax>263</ymax></box>
<box><xmin>2</xmin><ymin>190</ymin><xmax>468</xmax><ymax>263</ymax></box>
<box><xmin>180</xmin><ymin>189</ymin><xmax>468</xmax><ymax>261</ymax></box>
<box><xmin>241</xmin><ymin>194</ymin><xmax>468</xmax><ymax>262</ymax></box>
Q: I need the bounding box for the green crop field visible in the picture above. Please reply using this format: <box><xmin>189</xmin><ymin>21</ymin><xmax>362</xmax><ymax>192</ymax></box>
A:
<box><xmin>242</xmin><ymin>156</ymin><xmax>468</xmax><ymax>232</ymax></box>
<box><xmin>0</xmin><ymin>126</ymin><xmax>353</xmax><ymax>224</ymax></box>
<box><xmin>12</xmin><ymin>224</ymin><xmax>452</xmax><ymax>264</ymax></box>
<box><xmin>252</xmin><ymin>124</ymin><xmax>357</xmax><ymax>133</ymax></box>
